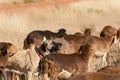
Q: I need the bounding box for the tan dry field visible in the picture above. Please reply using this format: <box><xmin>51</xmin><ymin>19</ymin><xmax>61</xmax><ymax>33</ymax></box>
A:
<box><xmin>0</xmin><ymin>0</ymin><xmax>120</xmax><ymax>49</ymax></box>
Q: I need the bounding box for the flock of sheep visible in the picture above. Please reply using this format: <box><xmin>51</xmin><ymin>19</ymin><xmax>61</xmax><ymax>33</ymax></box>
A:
<box><xmin>0</xmin><ymin>25</ymin><xmax>120</xmax><ymax>80</ymax></box>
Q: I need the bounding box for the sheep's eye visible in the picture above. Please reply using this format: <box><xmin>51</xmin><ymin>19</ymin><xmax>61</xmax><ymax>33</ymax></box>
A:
<box><xmin>9</xmin><ymin>53</ymin><xmax>15</xmax><ymax>57</ymax></box>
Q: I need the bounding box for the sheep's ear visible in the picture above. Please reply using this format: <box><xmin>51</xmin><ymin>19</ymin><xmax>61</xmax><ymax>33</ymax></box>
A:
<box><xmin>100</xmin><ymin>31</ymin><xmax>105</xmax><ymax>37</ymax></box>
<box><xmin>0</xmin><ymin>45</ymin><xmax>7</xmax><ymax>56</ymax></box>
<box><xmin>40</xmin><ymin>43</ymin><xmax>47</xmax><ymax>52</ymax></box>
<box><xmin>112</xmin><ymin>34</ymin><xmax>118</xmax><ymax>44</ymax></box>
<box><xmin>117</xmin><ymin>28</ymin><xmax>120</xmax><ymax>40</ymax></box>
<box><xmin>43</xmin><ymin>36</ymin><xmax>47</xmax><ymax>41</ymax></box>
<box><xmin>42</xmin><ymin>36</ymin><xmax>47</xmax><ymax>43</ymax></box>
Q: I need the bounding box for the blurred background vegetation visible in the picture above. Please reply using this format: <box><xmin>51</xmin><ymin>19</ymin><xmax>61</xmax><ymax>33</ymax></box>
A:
<box><xmin>0</xmin><ymin>0</ymin><xmax>58</xmax><ymax>4</ymax></box>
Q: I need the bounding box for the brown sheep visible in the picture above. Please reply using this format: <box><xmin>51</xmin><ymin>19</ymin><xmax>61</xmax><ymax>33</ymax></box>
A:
<box><xmin>63</xmin><ymin>28</ymin><xmax>91</xmax><ymax>53</ymax></box>
<box><xmin>79</xmin><ymin>32</ymin><xmax>116</xmax><ymax>65</ymax></box>
<box><xmin>100</xmin><ymin>25</ymin><xmax>117</xmax><ymax>37</ymax></box>
<box><xmin>97</xmin><ymin>65</ymin><xmax>120</xmax><ymax>75</ymax></box>
<box><xmin>8</xmin><ymin>44</ymin><xmax>43</xmax><ymax>80</ymax></box>
<box><xmin>23</xmin><ymin>28</ymin><xmax>67</xmax><ymax>49</ymax></box>
<box><xmin>40</xmin><ymin>38</ymin><xmax>75</xmax><ymax>54</ymax></box>
<box><xmin>38</xmin><ymin>44</ymin><xmax>94</xmax><ymax>80</ymax></box>
<box><xmin>68</xmin><ymin>72</ymin><xmax>120</xmax><ymax>80</ymax></box>
<box><xmin>0</xmin><ymin>42</ymin><xmax>17</xmax><ymax>80</ymax></box>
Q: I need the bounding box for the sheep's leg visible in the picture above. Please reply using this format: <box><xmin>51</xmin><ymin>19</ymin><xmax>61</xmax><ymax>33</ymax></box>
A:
<box><xmin>2</xmin><ymin>69</ymin><xmax>8</xmax><ymax>80</ymax></box>
<box><xmin>50</xmin><ymin>73</ymin><xmax>59</xmax><ymax>80</ymax></box>
<box><xmin>51</xmin><ymin>76</ymin><xmax>57</xmax><ymax>80</ymax></box>
<box><xmin>41</xmin><ymin>73</ymin><xmax>49</xmax><ymax>80</ymax></box>
<box><xmin>11</xmin><ymin>73</ymin><xmax>17</xmax><ymax>80</ymax></box>
<box><xmin>26</xmin><ymin>71</ymin><xmax>32</xmax><ymax>80</ymax></box>
<box><xmin>16</xmin><ymin>74</ymin><xmax>20</xmax><ymax>80</ymax></box>
<box><xmin>20</xmin><ymin>74</ymin><xmax>25</xmax><ymax>80</ymax></box>
<box><xmin>58</xmin><ymin>69</ymin><xmax>72</xmax><ymax>79</ymax></box>
<box><xmin>44</xmin><ymin>73</ymin><xmax>49</xmax><ymax>80</ymax></box>
<box><xmin>103</xmin><ymin>53</ymin><xmax>108</xmax><ymax>65</ymax></box>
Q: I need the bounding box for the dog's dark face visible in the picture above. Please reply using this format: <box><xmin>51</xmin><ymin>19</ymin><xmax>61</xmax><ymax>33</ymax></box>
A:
<box><xmin>40</xmin><ymin>40</ymin><xmax>62</xmax><ymax>53</ymax></box>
